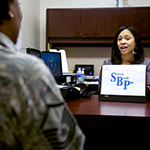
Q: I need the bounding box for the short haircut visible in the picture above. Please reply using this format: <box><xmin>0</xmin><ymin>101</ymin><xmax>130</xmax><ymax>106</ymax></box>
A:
<box><xmin>0</xmin><ymin>0</ymin><xmax>14</xmax><ymax>24</ymax></box>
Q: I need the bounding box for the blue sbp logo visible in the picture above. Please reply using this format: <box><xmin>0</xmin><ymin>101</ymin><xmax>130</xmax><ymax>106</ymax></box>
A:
<box><xmin>110</xmin><ymin>72</ymin><xmax>134</xmax><ymax>90</ymax></box>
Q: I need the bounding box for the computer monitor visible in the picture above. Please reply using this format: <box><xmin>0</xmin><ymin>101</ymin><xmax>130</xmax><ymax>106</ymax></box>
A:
<box><xmin>26</xmin><ymin>48</ymin><xmax>63</xmax><ymax>84</ymax></box>
<box><xmin>49</xmin><ymin>49</ymin><xmax>69</xmax><ymax>74</ymax></box>
<box><xmin>26</xmin><ymin>47</ymin><xmax>41</xmax><ymax>58</ymax></box>
<box><xmin>40</xmin><ymin>51</ymin><xmax>63</xmax><ymax>84</ymax></box>
<box><xmin>74</xmin><ymin>64</ymin><xmax>94</xmax><ymax>76</ymax></box>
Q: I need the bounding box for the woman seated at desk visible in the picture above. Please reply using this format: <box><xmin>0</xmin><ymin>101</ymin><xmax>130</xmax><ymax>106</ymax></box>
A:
<box><xmin>99</xmin><ymin>25</ymin><xmax>150</xmax><ymax>97</ymax></box>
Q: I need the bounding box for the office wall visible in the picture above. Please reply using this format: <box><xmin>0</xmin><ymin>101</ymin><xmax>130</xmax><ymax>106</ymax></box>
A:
<box><xmin>20</xmin><ymin>0</ymin><xmax>150</xmax><ymax>75</ymax></box>
<box><xmin>19</xmin><ymin>0</ymin><xmax>40</xmax><ymax>52</ymax></box>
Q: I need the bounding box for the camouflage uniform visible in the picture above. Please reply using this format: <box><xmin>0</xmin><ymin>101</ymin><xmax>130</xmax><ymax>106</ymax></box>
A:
<box><xmin>0</xmin><ymin>32</ymin><xmax>85</xmax><ymax>150</ymax></box>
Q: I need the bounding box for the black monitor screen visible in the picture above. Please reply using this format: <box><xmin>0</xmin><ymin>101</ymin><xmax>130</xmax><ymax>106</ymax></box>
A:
<box><xmin>26</xmin><ymin>48</ymin><xmax>41</xmax><ymax>58</ymax></box>
<box><xmin>41</xmin><ymin>52</ymin><xmax>62</xmax><ymax>84</ymax></box>
<box><xmin>74</xmin><ymin>64</ymin><xmax>94</xmax><ymax>76</ymax></box>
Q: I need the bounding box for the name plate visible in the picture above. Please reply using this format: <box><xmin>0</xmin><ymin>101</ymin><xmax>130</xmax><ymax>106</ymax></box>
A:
<box><xmin>100</xmin><ymin>65</ymin><xmax>146</xmax><ymax>103</ymax></box>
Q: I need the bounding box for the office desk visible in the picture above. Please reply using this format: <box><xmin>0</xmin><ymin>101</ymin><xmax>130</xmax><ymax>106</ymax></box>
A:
<box><xmin>67</xmin><ymin>95</ymin><xmax>150</xmax><ymax>149</ymax></box>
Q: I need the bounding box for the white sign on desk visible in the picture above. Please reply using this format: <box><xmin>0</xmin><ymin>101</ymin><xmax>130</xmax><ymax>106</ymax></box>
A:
<box><xmin>101</xmin><ymin>65</ymin><xmax>146</xmax><ymax>96</ymax></box>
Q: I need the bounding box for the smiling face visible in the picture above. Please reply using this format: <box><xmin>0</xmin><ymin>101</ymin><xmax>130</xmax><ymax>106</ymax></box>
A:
<box><xmin>117</xmin><ymin>29</ymin><xmax>136</xmax><ymax>56</ymax></box>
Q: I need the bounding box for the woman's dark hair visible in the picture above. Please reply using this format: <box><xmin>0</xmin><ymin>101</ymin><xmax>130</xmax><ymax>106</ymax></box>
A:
<box><xmin>0</xmin><ymin>0</ymin><xmax>14</xmax><ymax>24</ymax></box>
<box><xmin>111</xmin><ymin>25</ymin><xmax>145</xmax><ymax>64</ymax></box>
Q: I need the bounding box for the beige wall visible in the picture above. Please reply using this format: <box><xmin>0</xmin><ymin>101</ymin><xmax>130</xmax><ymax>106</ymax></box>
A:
<box><xmin>65</xmin><ymin>47</ymin><xmax>111</xmax><ymax>75</ymax></box>
<box><xmin>20</xmin><ymin>0</ymin><xmax>150</xmax><ymax>75</ymax></box>
<box><xmin>64</xmin><ymin>47</ymin><xmax>150</xmax><ymax>75</ymax></box>
<box><xmin>20</xmin><ymin>0</ymin><xmax>40</xmax><ymax>52</ymax></box>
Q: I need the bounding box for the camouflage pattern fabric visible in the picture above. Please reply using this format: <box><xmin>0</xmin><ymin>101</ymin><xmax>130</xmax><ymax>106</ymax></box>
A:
<box><xmin>0</xmin><ymin>32</ymin><xmax>85</xmax><ymax>150</ymax></box>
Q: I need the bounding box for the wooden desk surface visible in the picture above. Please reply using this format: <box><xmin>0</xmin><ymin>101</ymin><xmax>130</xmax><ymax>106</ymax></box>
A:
<box><xmin>67</xmin><ymin>95</ymin><xmax>150</xmax><ymax>117</ymax></box>
<box><xmin>67</xmin><ymin>95</ymin><xmax>150</xmax><ymax>149</ymax></box>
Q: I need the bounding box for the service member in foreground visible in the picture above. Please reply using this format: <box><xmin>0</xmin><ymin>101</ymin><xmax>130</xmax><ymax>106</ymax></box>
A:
<box><xmin>0</xmin><ymin>0</ymin><xmax>85</xmax><ymax>149</ymax></box>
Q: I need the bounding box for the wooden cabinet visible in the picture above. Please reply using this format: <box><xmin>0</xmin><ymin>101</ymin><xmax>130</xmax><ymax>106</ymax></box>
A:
<box><xmin>46</xmin><ymin>7</ymin><xmax>150</xmax><ymax>50</ymax></box>
<box><xmin>113</xmin><ymin>7</ymin><xmax>149</xmax><ymax>37</ymax></box>
<box><xmin>81</xmin><ymin>9</ymin><xmax>115</xmax><ymax>37</ymax></box>
<box><xmin>46</xmin><ymin>9</ymin><xmax>80</xmax><ymax>38</ymax></box>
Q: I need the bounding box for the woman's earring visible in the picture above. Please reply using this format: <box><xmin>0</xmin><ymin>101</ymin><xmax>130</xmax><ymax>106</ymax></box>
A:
<box><xmin>132</xmin><ymin>46</ymin><xmax>137</xmax><ymax>54</ymax></box>
<box><xmin>9</xmin><ymin>11</ymin><xmax>14</xmax><ymax>18</ymax></box>
<box><xmin>10</xmin><ymin>13</ymin><xmax>14</xmax><ymax>18</ymax></box>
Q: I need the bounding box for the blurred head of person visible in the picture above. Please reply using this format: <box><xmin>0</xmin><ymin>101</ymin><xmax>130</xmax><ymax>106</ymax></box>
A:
<box><xmin>111</xmin><ymin>25</ymin><xmax>144</xmax><ymax>64</ymax></box>
<box><xmin>0</xmin><ymin>0</ymin><xmax>22</xmax><ymax>44</ymax></box>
